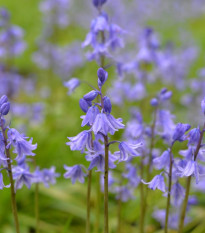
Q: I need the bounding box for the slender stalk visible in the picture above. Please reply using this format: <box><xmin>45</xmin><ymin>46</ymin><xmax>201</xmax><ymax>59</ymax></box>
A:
<box><xmin>178</xmin><ymin>122</ymin><xmax>205</xmax><ymax>233</ymax></box>
<box><xmin>35</xmin><ymin>183</ymin><xmax>40</xmax><ymax>233</ymax></box>
<box><xmin>94</xmin><ymin>173</ymin><xmax>101</xmax><ymax>233</ymax></box>
<box><xmin>139</xmin><ymin>155</ymin><xmax>145</xmax><ymax>233</ymax></box>
<box><xmin>103</xmin><ymin>135</ymin><xmax>109</xmax><ymax>233</ymax></box>
<box><xmin>117</xmin><ymin>195</ymin><xmax>122</xmax><ymax>233</ymax></box>
<box><xmin>86</xmin><ymin>170</ymin><xmax>92</xmax><ymax>233</ymax></box>
<box><xmin>141</xmin><ymin>106</ymin><xmax>158</xmax><ymax>233</ymax></box>
<box><xmin>1</xmin><ymin>119</ymin><xmax>20</xmax><ymax>233</ymax></box>
<box><xmin>164</xmin><ymin>147</ymin><xmax>173</xmax><ymax>233</ymax></box>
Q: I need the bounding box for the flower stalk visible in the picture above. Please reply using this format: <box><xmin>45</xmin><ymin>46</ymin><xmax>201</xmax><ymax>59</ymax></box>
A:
<box><xmin>86</xmin><ymin>170</ymin><xmax>92</xmax><ymax>233</ymax></box>
<box><xmin>0</xmin><ymin>119</ymin><xmax>20</xmax><ymax>233</ymax></box>
<box><xmin>178</xmin><ymin>122</ymin><xmax>205</xmax><ymax>233</ymax></box>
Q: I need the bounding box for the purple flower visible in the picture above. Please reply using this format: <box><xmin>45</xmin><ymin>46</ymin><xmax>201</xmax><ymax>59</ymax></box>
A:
<box><xmin>81</xmin><ymin>106</ymin><xmax>100</xmax><ymax>127</ymax></box>
<box><xmin>64</xmin><ymin>165</ymin><xmax>87</xmax><ymax>184</ymax></box>
<box><xmin>13</xmin><ymin>166</ymin><xmax>34</xmax><ymax>191</ymax></box>
<box><xmin>153</xmin><ymin>150</ymin><xmax>171</xmax><ymax>170</ymax></box>
<box><xmin>150</xmin><ymin>98</ymin><xmax>158</xmax><ymax>107</ymax></box>
<box><xmin>201</xmin><ymin>98</ymin><xmax>205</xmax><ymax>115</ymax></box>
<box><xmin>7</xmin><ymin>128</ymin><xmax>37</xmax><ymax>161</ymax></box>
<box><xmin>142</xmin><ymin>174</ymin><xmax>166</xmax><ymax>192</ymax></box>
<box><xmin>92</xmin><ymin>113</ymin><xmax>119</xmax><ymax>135</ymax></box>
<box><xmin>159</xmin><ymin>88</ymin><xmax>172</xmax><ymax>101</ymax></box>
<box><xmin>97</xmin><ymin>67</ymin><xmax>108</xmax><ymax>88</ymax></box>
<box><xmin>115</xmin><ymin>185</ymin><xmax>135</xmax><ymax>202</ymax></box>
<box><xmin>40</xmin><ymin>166</ymin><xmax>60</xmax><ymax>187</ymax></box>
<box><xmin>0</xmin><ymin>172</ymin><xmax>10</xmax><ymax>189</ymax></box>
<box><xmin>187</xmin><ymin>127</ymin><xmax>201</xmax><ymax>146</ymax></box>
<box><xmin>172</xmin><ymin>123</ymin><xmax>191</xmax><ymax>143</ymax></box>
<box><xmin>83</xmin><ymin>90</ymin><xmax>99</xmax><ymax>101</ymax></box>
<box><xmin>103</xmin><ymin>96</ymin><xmax>112</xmax><ymax>113</ymax></box>
<box><xmin>0</xmin><ymin>102</ymin><xmax>10</xmax><ymax>115</ymax></box>
<box><xmin>171</xmin><ymin>182</ymin><xmax>185</xmax><ymax>206</ymax></box>
<box><xmin>64</xmin><ymin>78</ymin><xmax>80</xmax><ymax>95</ymax></box>
<box><xmin>66</xmin><ymin>130</ymin><xmax>92</xmax><ymax>153</ymax></box>
<box><xmin>92</xmin><ymin>0</ymin><xmax>107</xmax><ymax>8</ymax></box>
<box><xmin>177</xmin><ymin>160</ymin><xmax>199</xmax><ymax>183</ymax></box>
<box><xmin>0</xmin><ymin>95</ymin><xmax>8</xmax><ymax>106</ymax></box>
<box><xmin>115</xmin><ymin>141</ymin><xmax>143</xmax><ymax>161</ymax></box>
<box><xmin>79</xmin><ymin>98</ymin><xmax>89</xmax><ymax>113</ymax></box>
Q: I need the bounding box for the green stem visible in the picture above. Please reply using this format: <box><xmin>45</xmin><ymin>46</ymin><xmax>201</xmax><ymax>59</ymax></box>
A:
<box><xmin>164</xmin><ymin>147</ymin><xmax>173</xmax><ymax>233</ymax></box>
<box><xmin>178</xmin><ymin>122</ymin><xmax>205</xmax><ymax>233</ymax></box>
<box><xmin>141</xmin><ymin>106</ymin><xmax>158</xmax><ymax>233</ymax></box>
<box><xmin>139</xmin><ymin>155</ymin><xmax>145</xmax><ymax>233</ymax></box>
<box><xmin>117</xmin><ymin>196</ymin><xmax>122</xmax><ymax>233</ymax></box>
<box><xmin>1</xmin><ymin>119</ymin><xmax>20</xmax><ymax>233</ymax></box>
<box><xmin>104</xmin><ymin>135</ymin><xmax>109</xmax><ymax>233</ymax></box>
<box><xmin>35</xmin><ymin>183</ymin><xmax>40</xmax><ymax>233</ymax></box>
<box><xmin>94</xmin><ymin>173</ymin><xmax>101</xmax><ymax>233</ymax></box>
<box><xmin>86</xmin><ymin>170</ymin><xmax>92</xmax><ymax>233</ymax></box>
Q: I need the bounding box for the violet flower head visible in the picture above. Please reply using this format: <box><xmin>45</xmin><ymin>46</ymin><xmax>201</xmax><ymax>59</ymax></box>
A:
<box><xmin>92</xmin><ymin>113</ymin><xmax>124</xmax><ymax>135</ymax></box>
<box><xmin>7</xmin><ymin>128</ymin><xmax>37</xmax><ymax>161</ymax></box>
<box><xmin>177</xmin><ymin>160</ymin><xmax>199</xmax><ymax>184</ymax></box>
<box><xmin>187</xmin><ymin>127</ymin><xmax>201</xmax><ymax>146</ymax></box>
<box><xmin>153</xmin><ymin>150</ymin><xmax>171</xmax><ymax>170</ymax></box>
<box><xmin>92</xmin><ymin>0</ymin><xmax>107</xmax><ymax>8</ymax></box>
<box><xmin>79</xmin><ymin>98</ymin><xmax>89</xmax><ymax>113</ymax></box>
<box><xmin>40</xmin><ymin>166</ymin><xmax>60</xmax><ymax>187</ymax></box>
<box><xmin>201</xmin><ymin>97</ymin><xmax>205</xmax><ymax>115</ymax></box>
<box><xmin>83</xmin><ymin>90</ymin><xmax>99</xmax><ymax>101</ymax></box>
<box><xmin>103</xmin><ymin>96</ymin><xmax>112</xmax><ymax>113</ymax></box>
<box><xmin>12</xmin><ymin>166</ymin><xmax>34</xmax><ymax>191</ymax></box>
<box><xmin>0</xmin><ymin>172</ymin><xmax>10</xmax><ymax>189</ymax></box>
<box><xmin>64</xmin><ymin>78</ymin><xmax>80</xmax><ymax>95</ymax></box>
<box><xmin>0</xmin><ymin>95</ymin><xmax>10</xmax><ymax>115</ymax></box>
<box><xmin>115</xmin><ymin>141</ymin><xmax>143</xmax><ymax>161</ymax></box>
<box><xmin>150</xmin><ymin>98</ymin><xmax>158</xmax><ymax>107</ymax></box>
<box><xmin>64</xmin><ymin>164</ymin><xmax>87</xmax><ymax>184</ymax></box>
<box><xmin>172</xmin><ymin>123</ymin><xmax>191</xmax><ymax>143</ymax></box>
<box><xmin>66</xmin><ymin>130</ymin><xmax>92</xmax><ymax>153</ymax></box>
<box><xmin>142</xmin><ymin>174</ymin><xmax>166</xmax><ymax>192</ymax></box>
<box><xmin>81</xmin><ymin>105</ymin><xmax>100</xmax><ymax>127</ymax></box>
<box><xmin>97</xmin><ymin>67</ymin><xmax>108</xmax><ymax>88</ymax></box>
<box><xmin>171</xmin><ymin>182</ymin><xmax>185</xmax><ymax>206</ymax></box>
<box><xmin>159</xmin><ymin>88</ymin><xmax>172</xmax><ymax>101</ymax></box>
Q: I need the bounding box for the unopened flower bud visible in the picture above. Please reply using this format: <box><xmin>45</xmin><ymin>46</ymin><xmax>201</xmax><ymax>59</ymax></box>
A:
<box><xmin>97</xmin><ymin>68</ymin><xmax>108</xmax><ymax>88</ymax></box>
<box><xmin>0</xmin><ymin>102</ymin><xmax>10</xmax><ymax>115</ymax></box>
<box><xmin>103</xmin><ymin>96</ymin><xmax>112</xmax><ymax>113</ymax></box>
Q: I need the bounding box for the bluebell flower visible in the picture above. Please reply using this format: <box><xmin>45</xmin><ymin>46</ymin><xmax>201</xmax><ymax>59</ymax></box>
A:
<box><xmin>179</xmin><ymin>147</ymin><xmax>193</xmax><ymax>160</ymax></box>
<box><xmin>81</xmin><ymin>106</ymin><xmax>100</xmax><ymax>127</ymax></box>
<box><xmin>0</xmin><ymin>95</ymin><xmax>8</xmax><ymax>106</ymax></box>
<box><xmin>64</xmin><ymin>78</ymin><xmax>80</xmax><ymax>95</ymax></box>
<box><xmin>177</xmin><ymin>160</ymin><xmax>199</xmax><ymax>183</ymax></box>
<box><xmin>83</xmin><ymin>90</ymin><xmax>99</xmax><ymax>101</ymax></box>
<box><xmin>153</xmin><ymin>150</ymin><xmax>171</xmax><ymax>170</ymax></box>
<box><xmin>40</xmin><ymin>166</ymin><xmax>60</xmax><ymax>188</ymax></box>
<box><xmin>115</xmin><ymin>185</ymin><xmax>135</xmax><ymax>202</ymax></box>
<box><xmin>92</xmin><ymin>113</ymin><xmax>117</xmax><ymax>135</ymax></box>
<box><xmin>97</xmin><ymin>67</ymin><xmax>108</xmax><ymax>88</ymax></box>
<box><xmin>114</xmin><ymin>141</ymin><xmax>143</xmax><ymax>161</ymax></box>
<box><xmin>201</xmin><ymin>98</ymin><xmax>205</xmax><ymax>115</ymax></box>
<box><xmin>92</xmin><ymin>14</ymin><xmax>109</xmax><ymax>33</ymax></box>
<box><xmin>92</xmin><ymin>0</ymin><xmax>107</xmax><ymax>8</ymax></box>
<box><xmin>12</xmin><ymin>166</ymin><xmax>34</xmax><ymax>191</ymax></box>
<box><xmin>7</xmin><ymin>128</ymin><xmax>37</xmax><ymax>161</ymax></box>
<box><xmin>79</xmin><ymin>98</ymin><xmax>89</xmax><ymax>113</ymax></box>
<box><xmin>0</xmin><ymin>172</ymin><xmax>10</xmax><ymax>189</ymax></box>
<box><xmin>0</xmin><ymin>102</ymin><xmax>10</xmax><ymax>115</ymax></box>
<box><xmin>106</xmin><ymin>114</ymin><xmax>125</xmax><ymax>131</ymax></box>
<box><xmin>159</xmin><ymin>88</ymin><xmax>172</xmax><ymax>101</ymax></box>
<box><xmin>66</xmin><ymin>130</ymin><xmax>92</xmax><ymax>152</ymax></box>
<box><xmin>172</xmin><ymin>123</ymin><xmax>191</xmax><ymax>143</ymax></box>
<box><xmin>171</xmin><ymin>182</ymin><xmax>185</xmax><ymax>206</ymax></box>
<box><xmin>187</xmin><ymin>127</ymin><xmax>201</xmax><ymax>146</ymax></box>
<box><xmin>150</xmin><ymin>98</ymin><xmax>158</xmax><ymax>107</ymax></box>
<box><xmin>142</xmin><ymin>174</ymin><xmax>166</xmax><ymax>192</ymax></box>
<box><xmin>64</xmin><ymin>165</ymin><xmax>87</xmax><ymax>184</ymax></box>
<box><xmin>103</xmin><ymin>96</ymin><xmax>112</xmax><ymax>113</ymax></box>
<box><xmin>123</xmin><ymin>163</ymin><xmax>140</xmax><ymax>187</ymax></box>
